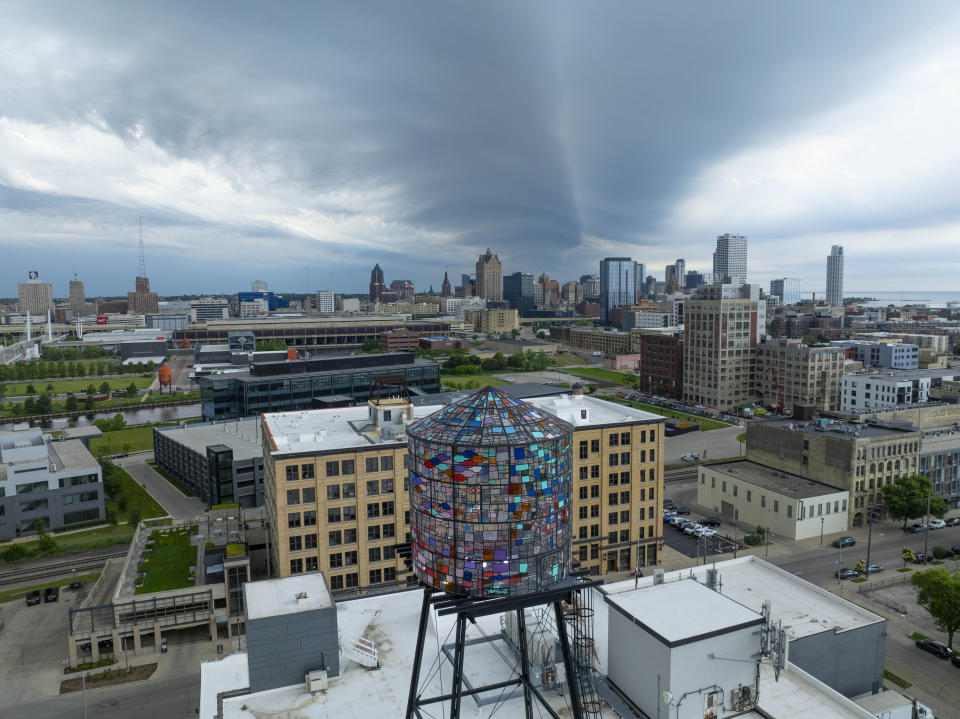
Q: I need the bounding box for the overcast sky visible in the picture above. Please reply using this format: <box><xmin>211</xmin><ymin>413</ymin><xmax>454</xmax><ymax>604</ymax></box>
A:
<box><xmin>3</xmin><ymin>1</ymin><xmax>960</xmax><ymax>298</ymax></box>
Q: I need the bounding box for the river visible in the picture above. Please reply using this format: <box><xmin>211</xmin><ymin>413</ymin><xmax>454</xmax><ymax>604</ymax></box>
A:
<box><xmin>0</xmin><ymin>403</ymin><xmax>202</xmax><ymax>432</ymax></box>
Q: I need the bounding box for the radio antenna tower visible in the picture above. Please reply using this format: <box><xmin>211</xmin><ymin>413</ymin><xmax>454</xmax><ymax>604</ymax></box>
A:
<box><xmin>138</xmin><ymin>217</ymin><xmax>146</xmax><ymax>277</ymax></box>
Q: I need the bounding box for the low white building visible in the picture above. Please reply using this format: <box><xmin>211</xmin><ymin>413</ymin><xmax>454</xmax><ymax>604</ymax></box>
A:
<box><xmin>840</xmin><ymin>369</ymin><xmax>957</xmax><ymax>412</ymax></box>
<box><xmin>697</xmin><ymin>461</ymin><xmax>848</xmax><ymax>541</ymax></box>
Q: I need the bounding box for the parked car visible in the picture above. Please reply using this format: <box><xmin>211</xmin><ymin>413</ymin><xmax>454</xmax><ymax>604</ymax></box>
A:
<box><xmin>866</xmin><ymin>563</ymin><xmax>884</xmax><ymax>574</ymax></box>
<box><xmin>952</xmin><ymin>654</ymin><xmax>960</xmax><ymax>668</ymax></box>
<box><xmin>683</xmin><ymin>523</ymin><xmax>704</xmax><ymax>536</ymax></box>
<box><xmin>675</xmin><ymin>519</ymin><xmax>694</xmax><ymax>531</ymax></box>
<box><xmin>945</xmin><ymin>517</ymin><xmax>960</xmax><ymax>527</ymax></box>
<box><xmin>674</xmin><ymin>506</ymin><xmax>690</xmax><ymax>516</ymax></box>
<box><xmin>663</xmin><ymin>499</ymin><xmax>677</xmax><ymax>511</ymax></box>
<box><xmin>915</xmin><ymin>639</ymin><xmax>952</xmax><ymax>659</ymax></box>
<box><xmin>680</xmin><ymin>453</ymin><xmax>699</xmax><ymax>463</ymax></box>
<box><xmin>832</xmin><ymin>536</ymin><xmax>856</xmax><ymax>548</ymax></box>
<box><xmin>700</xmin><ymin>517</ymin><xmax>722</xmax><ymax>527</ymax></box>
<box><xmin>112</xmin><ymin>452</ymin><xmax>128</xmax><ymax>459</ymax></box>
<box><xmin>908</xmin><ymin>523</ymin><xmax>927</xmax><ymax>533</ymax></box>
<box><xmin>928</xmin><ymin>519</ymin><xmax>946</xmax><ymax>530</ymax></box>
<box><xmin>951</xmin><ymin>544</ymin><xmax>960</xmax><ymax>556</ymax></box>
<box><xmin>44</xmin><ymin>587</ymin><xmax>59</xmax><ymax>603</ymax></box>
<box><xmin>695</xmin><ymin>528</ymin><xmax>718</xmax><ymax>539</ymax></box>
<box><xmin>913</xmin><ymin>552</ymin><xmax>929</xmax><ymax>564</ymax></box>
<box><xmin>836</xmin><ymin>568</ymin><xmax>859</xmax><ymax>580</ymax></box>
<box><xmin>69</xmin><ymin>581</ymin><xmax>82</xmax><ymax>590</ymax></box>
<box><xmin>25</xmin><ymin>590</ymin><xmax>41</xmax><ymax>606</ymax></box>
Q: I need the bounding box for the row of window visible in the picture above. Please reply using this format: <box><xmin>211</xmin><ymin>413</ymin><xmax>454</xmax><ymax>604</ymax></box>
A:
<box><xmin>285</xmin><ymin>455</ymin><xmax>405</xmax><ymax>482</ymax></box>
<box><xmin>321</xmin><ymin>568</ymin><xmax>398</xmax><ymax>588</ymax></box>
<box><xmin>327</xmin><ymin>523</ymin><xmax>398</xmax><ymax>546</ymax></box>
<box><xmin>327</xmin><ymin>545</ymin><xmax>398</xmax><ymax>566</ymax></box>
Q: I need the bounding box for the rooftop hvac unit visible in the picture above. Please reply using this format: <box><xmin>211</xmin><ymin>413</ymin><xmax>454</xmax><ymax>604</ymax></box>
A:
<box><xmin>653</xmin><ymin>567</ymin><xmax>665</xmax><ymax>585</ymax></box>
<box><xmin>706</xmin><ymin>568</ymin><xmax>719</xmax><ymax>590</ymax></box>
<box><xmin>305</xmin><ymin>669</ymin><xmax>328</xmax><ymax>693</ymax></box>
<box><xmin>380</xmin><ymin>425</ymin><xmax>396</xmax><ymax>441</ymax></box>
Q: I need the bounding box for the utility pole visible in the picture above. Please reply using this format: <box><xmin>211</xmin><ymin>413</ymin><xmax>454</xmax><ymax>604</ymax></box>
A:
<box><xmin>922</xmin><ymin>493</ymin><xmax>931</xmax><ymax>564</ymax></box>
<box><xmin>865</xmin><ymin>503</ymin><xmax>882</xmax><ymax>577</ymax></box>
<box><xmin>820</xmin><ymin>517</ymin><xmax>824</xmax><ymax>546</ymax></box>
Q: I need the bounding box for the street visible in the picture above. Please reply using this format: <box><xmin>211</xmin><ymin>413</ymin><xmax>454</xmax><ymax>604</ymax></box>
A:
<box><xmin>117</xmin><ymin>453</ymin><xmax>205</xmax><ymax>518</ymax></box>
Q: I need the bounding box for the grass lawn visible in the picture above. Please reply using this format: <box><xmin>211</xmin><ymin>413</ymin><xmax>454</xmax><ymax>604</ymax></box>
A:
<box><xmin>440</xmin><ymin>374</ymin><xmax>512</xmax><ymax>390</ymax></box>
<box><xmin>604</xmin><ymin>397</ymin><xmax>733</xmax><ymax>431</ymax></box>
<box><xmin>0</xmin><ymin>572</ymin><xmax>101</xmax><ymax>605</ymax></box>
<box><xmin>2</xmin><ymin>376</ymin><xmax>155</xmax><ymax>397</ymax></box>
<box><xmin>883</xmin><ymin>669</ymin><xmax>911</xmax><ymax>689</ymax></box>
<box><xmin>552</xmin><ymin>352</ymin><xmax>588</xmax><ymax>366</ymax></box>
<box><xmin>136</xmin><ymin>529</ymin><xmax>197</xmax><ymax>594</ymax></box>
<box><xmin>91</xmin><ymin>426</ymin><xmax>156</xmax><ymax>455</ymax></box>
<box><xmin>0</xmin><ymin>525</ymin><xmax>136</xmax><ymax>565</ymax></box>
<box><xmin>107</xmin><ymin>468</ymin><xmax>167</xmax><ymax>522</ymax></box>
<box><xmin>146</xmin><ymin>461</ymin><xmax>194</xmax><ymax>497</ymax></box>
<box><xmin>559</xmin><ymin>367</ymin><xmax>636</xmax><ymax>385</ymax></box>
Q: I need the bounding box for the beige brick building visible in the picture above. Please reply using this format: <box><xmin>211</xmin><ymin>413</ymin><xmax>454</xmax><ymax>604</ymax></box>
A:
<box><xmin>755</xmin><ymin>339</ymin><xmax>846</xmax><ymax>412</ymax></box>
<box><xmin>463</xmin><ymin>308</ymin><xmax>519</xmax><ymax>334</ymax></box>
<box><xmin>475</xmin><ymin>248</ymin><xmax>502</xmax><ymax>302</ymax></box>
<box><xmin>262</xmin><ymin>391</ymin><xmax>665</xmax><ymax>593</ymax></box>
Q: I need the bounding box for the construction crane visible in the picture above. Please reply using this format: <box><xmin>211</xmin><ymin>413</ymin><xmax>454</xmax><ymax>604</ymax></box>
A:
<box><xmin>771</xmin><ymin>366</ymin><xmax>785</xmax><ymax>415</ymax></box>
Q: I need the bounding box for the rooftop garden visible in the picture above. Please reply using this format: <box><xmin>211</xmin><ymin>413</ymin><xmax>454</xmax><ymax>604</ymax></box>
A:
<box><xmin>136</xmin><ymin>527</ymin><xmax>197</xmax><ymax>595</ymax></box>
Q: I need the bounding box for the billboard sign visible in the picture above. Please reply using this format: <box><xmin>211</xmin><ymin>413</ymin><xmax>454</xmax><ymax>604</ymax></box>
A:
<box><xmin>96</xmin><ymin>316</ymin><xmax>108</xmax><ymax>325</ymax></box>
<box><xmin>28</xmin><ymin>271</ymin><xmax>39</xmax><ymax>280</ymax></box>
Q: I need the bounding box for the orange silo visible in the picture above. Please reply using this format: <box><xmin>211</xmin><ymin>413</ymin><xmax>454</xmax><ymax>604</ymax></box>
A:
<box><xmin>286</xmin><ymin>348</ymin><xmax>297</xmax><ymax>361</ymax></box>
<box><xmin>158</xmin><ymin>366</ymin><xmax>172</xmax><ymax>392</ymax></box>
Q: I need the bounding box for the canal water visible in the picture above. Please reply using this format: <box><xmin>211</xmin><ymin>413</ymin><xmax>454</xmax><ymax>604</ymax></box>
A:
<box><xmin>0</xmin><ymin>403</ymin><xmax>202</xmax><ymax>432</ymax></box>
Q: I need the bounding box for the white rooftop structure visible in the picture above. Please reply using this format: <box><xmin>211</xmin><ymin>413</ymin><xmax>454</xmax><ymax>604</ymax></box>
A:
<box><xmin>758</xmin><ymin>663</ymin><xmax>874</xmax><ymax>719</ymax></box>
<box><xmin>156</xmin><ymin>419</ymin><xmax>263</xmax><ymax>462</ymax></box>
<box><xmin>601</xmin><ymin>556</ymin><xmax>882</xmax><ymax>643</ymax></box>
<box><xmin>244</xmin><ymin>574</ymin><xmax>333</xmax><ymax>620</ymax></box>
<box><xmin>605</xmin><ymin>578</ymin><xmax>760</xmax><ymax>646</ymax></box>
<box><xmin>527</xmin><ymin>393</ymin><xmax>663</xmax><ymax>428</ymax></box>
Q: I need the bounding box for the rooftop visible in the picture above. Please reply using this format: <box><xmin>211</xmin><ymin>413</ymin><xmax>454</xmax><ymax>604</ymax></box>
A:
<box><xmin>604</xmin><ymin>578</ymin><xmax>762</xmax><ymax>646</ymax></box>
<box><xmin>156</xmin><ymin>419</ymin><xmax>263</xmax><ymax>462</ymax></box>
<box><xmin>758</xmin><ymin>417</ymin><xmax>918</xmax><ymax>438</ymax></box>
<box><xmin>526</xmin><ymin>394</ymin><xmax>664</xmax><ymax>428</ymax></box>
<box><xmin>48</xmin><ymin>440</ymin><xmax>100</xmax><ymax>472</ymax></box>
<box><xmin>223</xmin><ymin>356</ymin><xmax>438</xmax><ymax>384</ymax></box>
<box><xmin>244</xmin><ymin>574</ymin><xmax>333</xmax><ymax>620</ymax></box>
<box><xmin>703</xmin><ymin>460</ymin><xmax>845</xmax><ymax>498</ymax></box>
<box><xmin>846</xmin><ymin>367</ymin><xmax>957</xmax><ymax>381</ymax></box>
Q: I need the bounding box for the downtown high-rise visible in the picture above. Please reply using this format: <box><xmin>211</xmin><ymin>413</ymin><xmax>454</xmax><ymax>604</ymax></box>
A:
<box><xmin>712</xmin><ymin>233</ymin><xmax>747</xmax><ymax>284</ymax></box>
<box><xmin>599</xmin><ymin>257</ymin><xmax>638</xmax><ymax>323</ymax></box>
<box><xmin>826</xmin><ymin>245</ymin><xmax>844</xmax><ymax>306</ymax></box>
<box><xmin>475</xmin><ymin>248</ymin><xmax>502</xmax><ymax>302</ymax></box>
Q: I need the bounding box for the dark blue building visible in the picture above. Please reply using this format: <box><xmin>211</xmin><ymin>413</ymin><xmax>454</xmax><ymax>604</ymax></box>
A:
<box><xmin>237</xmin><ymin>291</ymin><xmax>290</xmax><ymax>312</ymax></box>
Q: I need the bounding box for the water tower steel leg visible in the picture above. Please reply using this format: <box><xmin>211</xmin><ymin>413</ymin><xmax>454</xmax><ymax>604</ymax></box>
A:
<box><xmin>516</xmin><ymin>608</ymin><xmax>534</xmax><ymax>719</ymax></box>
<box><xmin>406</xmin><ymin>587</ymin><xmax>436</xmax><ymax>719</ymax></box>
<box><xmin>450</xmin><ymin>613</ymin><xmax>468</xmax><ymax>719</ymax></box>
<box><xmin>554</xmin><ymin>600</ymin><xmax>584</xmax><ymax>719</ymax></box>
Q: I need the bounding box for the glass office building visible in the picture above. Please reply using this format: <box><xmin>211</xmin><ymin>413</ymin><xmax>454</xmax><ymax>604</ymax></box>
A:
<box><xmin>599</xmin><ymin>257</ymin><xmax>638</xmax><ymax>323</ymax></box>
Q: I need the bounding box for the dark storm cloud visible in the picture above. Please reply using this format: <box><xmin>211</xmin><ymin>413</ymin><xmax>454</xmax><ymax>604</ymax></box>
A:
<box><xmin>1</xmin><ymin>1</ymin><xmax>959</xmax><ymax>293</ymax></box>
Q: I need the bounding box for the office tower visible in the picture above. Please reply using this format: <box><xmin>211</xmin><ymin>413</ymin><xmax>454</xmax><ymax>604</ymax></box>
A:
<box><xmin>127</xmin><ymin>276</ymin><xmax>159</xmax><ymax>314</ymax></box>
<box><xmin>674</xmin><ymin>259</ymin><xmax>686</xmax><ymax>284</ymax></box>
<box><xmin>599</xmin><ymin>257</ymin><xmax>637</xmax><ymax>323</ymax></box>
<box><xmin>440</xmin><ymin>271</ymin><xmax>451</xmax><ymax>297</ymax></box>
<box><xmin>580</xmin><ymin>275</ymin><xmax>600</xmax><ymax>299</ymax></box>
<box><xmin>369</xmin><ymin>264</ymin><xmax>385</xmax><ymax>302</ymax></box>
<box><xmin>315</xmin><ymin>290</ymin><xmax>334</xmax><ymax>313</ymax></box>
<box><xmin>683</xmin><ymin>283</ymin><xmax>762</xmax><ymax>410</ymax></box>
<box><xmin>535</xmin><ymin>273</ymin><xmax>559</xmax><ymax>307</ymax></box>
<box><xmin>645</xmin><ymin>275</ymin><xmax>656</xmax><ymax>298</ymax></box>
<box><xmin>826</xmin><ymin>245</ymin><xmax>844</xmax><ymax>306</ymax></box>
<box><xmin>69</xmin><ymin>274</ymin><xmax>86</xmax><ymax>317</ymax></box>
<box><xmin>712</xmin><ymin>233</ymin><xmax>748</xmax><ymax>284</ymax></box>
<box><xmin>189</xmin><ymin>297</ymin><xmax>230</xmax><ymax>323</ymax></box>
<box><xmin>503</xmin><ymin>272</ymin><xmax>533</xmax><ymax>314</ymax></box>
<box><xmin>769</xmin><ymin>278</ymin><xmax>801</xmax><ymax>306</ymax></box>
<box><xmin>389</xmin><ymin>279</ymin><xmax>415</xmax><ymax>301</ymax></box>
<box><xmin>664</xmin><ymin>264</ymin><xmax>677</xmax><ymax>293</ymax></box>
<box><xmin>251</xmin><ymin>280</ymin><xmax>268</xmax><ymax>292</ymax></box>
<box><xmin>561</xmin><ymin>281</ymin><xmax>583</xmax><ymax>305</ymax></box>
<box><xmin>17</xmin><ymin>271</ymin><xmax>54</xmax><ymax>316</ymax></box>
<box><xmin>684</xmin><ymin>271</ymin><xmax>704</xmax><ymax>290</ymax></box>
<box><xmin>475</xmin><ymin>248</ymin><xmax>502</xmax><ymax>301</ymax></box>
<box><xmin>755</xmin><ymin>339</ymin><xmax>845</xmax><ymax>412</ymax></box>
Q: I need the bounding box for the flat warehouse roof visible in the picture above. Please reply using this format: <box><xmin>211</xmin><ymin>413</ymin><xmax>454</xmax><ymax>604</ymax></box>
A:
<box><xmin>704</xmin><ymin>460</ymin><xmax>844</xmax><ymax>498</ymax></box>
<box><xmin>244</xmin><ymin>574</ymin><xmax>333</xmax><ymax>619</ymax></box>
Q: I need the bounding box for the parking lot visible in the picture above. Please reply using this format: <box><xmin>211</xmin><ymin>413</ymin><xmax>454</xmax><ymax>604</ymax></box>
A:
<box><xmin>662</xmin><ymin>516</ymin><xmax>741</xmax><ymax>559</ymax></box>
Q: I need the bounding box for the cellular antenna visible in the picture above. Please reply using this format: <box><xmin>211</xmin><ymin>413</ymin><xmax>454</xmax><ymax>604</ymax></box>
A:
<box><xmin>138</xmin><ymin>216</ymin><xmax>146</xmax><ymax>277</ymax></box>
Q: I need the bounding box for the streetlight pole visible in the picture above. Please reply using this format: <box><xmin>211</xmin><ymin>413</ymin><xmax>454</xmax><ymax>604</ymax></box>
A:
<box><xmin>922</xmin><ymin>493</ymin><xmax>931</xmax><ymax>565</ymax></box>
<box><xmin>820</xmin><ymin>517</ymin><xmax>824</xmax><ymax>546</ymax></box>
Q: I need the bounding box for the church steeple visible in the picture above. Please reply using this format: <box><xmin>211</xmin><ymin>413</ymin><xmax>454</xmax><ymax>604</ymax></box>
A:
<box><xmin>441</xmin><ymin>270</ymin><xmax>452</xmax><ymax>297</ymax></box>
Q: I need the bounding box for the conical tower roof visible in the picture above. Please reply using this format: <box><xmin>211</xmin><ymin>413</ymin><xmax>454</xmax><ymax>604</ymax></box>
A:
<box><xmin>407</xmin><ymin>386</ymin><xmax>571</xmax><ymax>446</ymax></box>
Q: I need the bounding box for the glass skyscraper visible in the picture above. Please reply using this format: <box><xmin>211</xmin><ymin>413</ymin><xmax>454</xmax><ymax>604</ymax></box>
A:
<box><xmin>599</xmin><ymin>257</ymin><xmax>638</xmax><ymax>323</ymax></box>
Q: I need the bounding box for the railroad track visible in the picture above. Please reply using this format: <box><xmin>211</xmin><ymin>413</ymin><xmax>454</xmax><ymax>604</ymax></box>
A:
<box><xmin>0</xmin><ymin>551</ymin><xmax>128</xmax><ymax>585</ymax></box>
<box><xmin>664</xmin><ymin>467</ymin><xmax>698</xmax><ymax>483</ymax></box>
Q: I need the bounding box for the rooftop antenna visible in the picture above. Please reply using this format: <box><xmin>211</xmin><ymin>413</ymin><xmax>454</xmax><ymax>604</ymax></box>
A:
<box><xmin>138</xmin><ymin>217</ymin><xmax>146</xmax><ymax>277</ymax></box>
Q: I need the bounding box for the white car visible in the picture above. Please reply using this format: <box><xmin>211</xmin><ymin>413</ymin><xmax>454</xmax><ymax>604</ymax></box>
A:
<box><xmin>683</xmin><ymin>524</ymin><xmax>703</xmax><ymax>536</ymax></box>
<box><xmin>695</xmin><ymin>528</ymin><xmax>718</xmax><ymax>538</ymax></box>
<box><xmin>928</xmin><ymin>519</ymin><xmax>946</xmax><ymax>530</ymax></box>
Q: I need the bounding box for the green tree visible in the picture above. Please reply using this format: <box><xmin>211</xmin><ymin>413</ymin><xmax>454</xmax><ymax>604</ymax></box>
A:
<box><xmin>99</xmin><ymin>381</ymin><xmax>111</xmax><ymax>395</ymax></box>
<box><xmin>65</xmin><ymin>395</ymin><xmax>79</xmax><ymax>411</ymax></box>
<box><xmin>359</xmin><ymin>338</ymin><xmax>381</xmax><ymax>353</ymax></box>
<box><xmin>84</xmin><ymin>395</ymin><xmax>95</xmax><ymax>411</ymax></box>
<box><xmin>23</xmin><ymin>397</ymin><xmax>36</xmax><ymax>414</ymax></box>
<box><xmin>736</xmin><ymin>432</ymin><xmax>747</xmax><ymax>454</ymax></box>
<box><xmin>127</xmin><ymin>507</ymin><xmax>142</xmax><ymax>527</ymax></box>
<box><xmin>883</xmin><ymin>475</ymin><xmax>947</xmax><ymax>529</ymax></box>
<box><xmin>854</xmin><ymin>558</ymin><xmax>866</xmax><ymax>575</ymax></box>
<box><xmin>255</xmin><ymin>339</ymin><xmax>288</xmax><ymax>351</ymax></box>
<box><xmin>35</xmin><ymin>520</ymin><xmax>58</xmax><ymax>554</ymax></box>
<box><xmin>587</xmin><ymin>383</ymin><xmax>597</xmax><ymax>394</ymax></box>
<box><xmin>902</xmin><ymin>547</ymin><xmax>916</xmax><ymax>568</ymax></box>
<box><xmin>45</xmin><ymin>383</ymin><xmax>54</xmax><ymax>392</ymax></box>
<box><xmin>35</xmin><ymin>394</ymin><xmax>52</xmax><ymax>414</ymax></box>
<box><xmin>912</xmin><ymin>568</ymin><xmax>960</xmax><ymax>650</ymax></box>
<box><xmin>25</xmin><ymin>383</ymin><xmax>36</xmax><ymax>395</ymax></box>
<box><xmin>2</xmin><ymin>544</ymin><xmax>27</xmax><ymax>562</ymax></box>
<box><xmin>0</xmin><ymin>384</ymin><xmax>6</xmax><ymax>398</ymax></box>
<box><xmin>125</xmin><ymin>383</ymin><xmax>138</xmax><ymax>397</ymax></box>
<box><xmin>86</xmin><ymin>383</ymin><xmax>97</xmax><ymax>396</ymax></box>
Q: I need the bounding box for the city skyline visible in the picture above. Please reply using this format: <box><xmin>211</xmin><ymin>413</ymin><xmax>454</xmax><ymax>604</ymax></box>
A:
<box><xmin>2</xmin><ymin>4</ymin><xmax>960</xmax><ymax>294</ymax></box>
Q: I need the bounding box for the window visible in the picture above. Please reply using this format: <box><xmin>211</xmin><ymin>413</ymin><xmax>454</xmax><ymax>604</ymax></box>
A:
<box><xmin>579</xmin><ymin>467</ymin><xmax>588</xmax><ymax>480</ymax></box>
<box><xmin>344</xmin><ymin>528</ymin><xmax>357</xmax><ymax>544</ymax></box>
<box><xmin>609</xmin><ymin>454</ymin><xmax>619</xmax><ymax>467</ymax></box>
<box><xmin>761</xmin><ymin>495</ymin><xmax>766</xmax><ymax>508</ymax></box>
<box><xmin>608</xmin><ymin>474</ymin><xmax>618</xmax><ymax>487</ymax></box>
<box><xmin>344</xmin><ymin>551</ymin><xmax>358</xmax><ymax>566</ymax></box>
<box><xmin>342</xmin><ymin>460</ymin><xmax>355</xmax><ymax>475</ymax></box>
<box><xmin>621</xmin><ymin>432</ymin><xmax>631</xmax><ymax>445</ymax></box>
<box><xmin>579</xmin><ymin>487</ymin><xmax>588</xmax><ymax>500</ymax></box>
<box><xmin>327</xmin><ymin>485</ymin><xmax>340</xmax><ymax>501</ymax></box>
<box><xmin>590</xmin><ymin>524</ymin><xmax>600</xmax><ymax>537</ymax></box>
<box><xmin>590</xmin><ymin>544</ymin><xmax>599</xmax><ymax>560</ymax></box>
<box><xmin>366</xmin><ymin>457</ymin><xmax>379</xmax><ymax>473</ymax></box>
<box><xmin>303</xmin><ymin>510</ymin><xmax>317</xmax><ymax>526</ymax></box>
<box><xmin>578</xmin><ymin>546</ymin><xmax>588</xmax><ymax>562</ymax></box>
<box><xmin>367</xmin><ymin>503</ymin><xmax>380</xmax><ymax>518</ymax></box>
<box><xmin>381</xmin><ymin>456</ymin><xmax>394</xmax><ymax>471</ymax></box>
<box><xmin>301</xmin><ymin>464</ymin><xmax>315</xmax><ymax>479</ymax></box>
<box><xmin>383</xmin><ymin>524</ymin><xmax>395</xmax><ymax>539</ymax></box>
<box><xmin>384</xmin><ymin>545</ymin><xmax>396</xmax><ymax>560</ymax></box>
<box><xmin>579</xmin><ymin>506</ymin><xmax>588</xmax><ymax>519</ymax></box>
<box><xmin>327</xmin><ymin>507</ymin><xmax>341</xmax><ymax>523</ymax></box>
<box><xmin>609</xmin><ymin>493</ymin><xmax>618</xmax><ymax>506</ymax></box>
<box><xmin>326</xmin><ymin>461</ymin><xmax>340</xmax><ymax>477</ymax></box>
<box><xmin>590</xmin><ymin>439</ymin><xmax>600</xmax><ymax>453</ymax></box>
<box><xmin>58</xmin><ymin>474</ymin><xmax>98</xmax><ymax>489</ymax></box>
<box><xmin>329</xmin><ymin>553</ymin><xmax>343</xmax><ymax>568</ymax></box>
<box><xmin>382</xmin><ymin>478</ymin><xmax>394</xmax><ymax>493</ymax></box>
<box><xmin>619</xmin><ymin>529</ymin><xmax>629</xmax><ymax>543</ymax></box>
<box><xmin>746</xmin><ymin>490</ymin><xmax>752</xmax><ymax>502</ymax></box>
<box><xmin>306</xmin><ymin>557</ymin><xmax>318</xmax><ymax>572</ymax></box>
<box><xmin>590</xmin><ymin>465</ymin><xmax>600</xmax><ymax>479</ymax></box>
<box><xmin>733</xmin><ymin>485</ymin><xmax>738</xmax><ymax>497</ymax></box>
<box><xmin>290</xmin><ymin>559</ymin><xmax>303</xmax><ymax>574</ymax></box>
<box><xmin>342</xmin><ymin>482</ymin><xmax>356</xmax><ymax>498</ymax></box>
<box><xmin>384</xmin><ymin>567</ymin><xmax>396</xmax><ymax>581</ymax></box>
<box><xmin>329</xmin><ymin>530</ymin><xmax>342</xmax><ymax>546</ymax></box>
<box><xmin>590</xmin><ymin>485</ymin><xmax>599</xmax><ymax>499</ymax></box>
<box><xmin>773</xmin><ymin>500</ymin><xmax>779</xmax><ymax>513</ymax></box>
<box><xmin>369</xmin><ymin>569</ymin><xmax>382</xmax><ymax>584</ymax></box>
<box><xmin>833</xmin><ymin>501</ymin><xmax>840</xmax><ymax>513</ymax></box>
<box><xmin>579</xmin><ymin>441</ymin><xmax>588</xmax><ymax>459</ymax></box>
<box><xmin>608</xmin><ymin>531</ymin><xmax>618</xmax><ymax>544</ymax></box>
<box><xmin>609</xmin><ymin>512</ymin><xmax>618</xmax><ymax>525</ymax></box>
<box><xmin>342</xmin><ymin>506</ymin><xmax>356</xmax><ymax>521</ymax></box>
<box><xmin>330</xmin><ymin>575</ymin><xmax>344</xmax><ymax>590</ymax></box>
<box><xmin>286</xmin><ymin>489</ymin><xmax>300</xmax><ymax>505</ymax></box>
<box><xmin>285</xmin><ymin>465</ymin><xmax>299</xmax><ymax>482</ymax></box>
<box><xmin>288</xmin><ymin>512</ymin><xmax>301</xmax><ymax>528</ymax></box>
<box><xmin>620</xmin><ymin>510</ymin><xmax>630</xmax><ymax>524</ymax></box>
<box><xmin>579</xmin><ymin>526</ymin><xmax>587</xmax><ymax>539</ymax></box>
<box><xmin>63</xmin><ymin>491</ymin><xmax>98</xmax><ymax>505</ymax></box>
<box><xmin>721</xmin><ymin>481</ymin><xmax>727</xmax><ymax>493</ymax></box>
<box><xmin>620</xmin><ymin>452</ymin><xmax>630</xmax><ymax>465</ymax></box>
<box><xmin>609</xmin><ymin>434</ymin><xmax>619</xmax><ymax>447</ymax></box>
<box><xmin>63</xmin><ymin>509</ymin><xmax>97</xmax><ymax>524</ymax></box>
<box><xmin>366</xmin><ymin>480</ymin><xmax>380</xmax><ymax>496</ymax></box>
<box><xmin>345</xmin><ymin>573</ymin><xmax>359</xmax><ymax>588</ymax></box>
<box><xmin>368</xmin><ymin>525</ymin><xmax>381</xmax><ymax>541</ymax></box>
<box><xmin>786</xmin><ymin>505</ymin><xmax>793</xmax><ymax>518</ymax></box>
<box><xmin>16</xmin><ymin>481</ymin><xmax>48</xmax><ymax>495</ymax></box>
<box><xmin>369</xmin><ymin>547</ymin><xmax>381</xmax><ymax>563</ymax></box>
<box><xmin>711</xmin><ymin>477</ymin><xmax>716</xmax><ymax>488</ymax></box>
<box><xmin>650</xmin><ymin>429</ymin><xmax>656</xmax><ymax>442</ymax></box>
<box><xmin>620</xmin><ymin>472</ymin><xmax>630</xmax><ymax>484</ymax></box>
<box><xmin>302</xmin><ymin>487</ymin><xmax>315</xmax><ymax>504</ymax></box>
<box><xmin>620</xmin><ymin>491</ymin><xmax>630</xmax><ymax>504</ymax></box>
<box><xmin>403</xmin><ymin>455</ymin><xmax>410</xmax><ymax>469</ymax></box>
<box><xmin>289</xmin><ymin>535</ymin><xmax>302</xmax><ymax>552</ymax></box>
